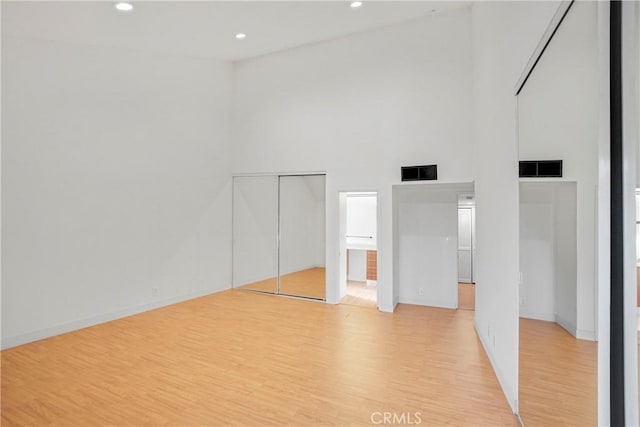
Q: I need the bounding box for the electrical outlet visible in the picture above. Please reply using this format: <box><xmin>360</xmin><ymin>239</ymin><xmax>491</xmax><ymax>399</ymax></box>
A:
<box><xmin>152</xmin><ymin>287</ymin><xmax>159</xmax><ymax>297</ymax></box>
<box><xmin>418</xmin><ymin>287</ymin><xmax>424</xmax><ymax>296</ymax></box>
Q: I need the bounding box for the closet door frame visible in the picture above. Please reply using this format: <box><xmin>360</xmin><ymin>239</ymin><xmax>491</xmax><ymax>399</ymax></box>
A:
<box><xmin>231</xmin><ymin>171</ymin><xmax>327</xmax><ymax>300</ymax></box>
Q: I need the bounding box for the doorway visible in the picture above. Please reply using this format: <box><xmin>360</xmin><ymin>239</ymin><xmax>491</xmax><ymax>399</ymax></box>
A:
<box><xmin>392</xmin><ymin>182</ymin><xmax>474</xmax><ymax>309</ymax></box>
<box><xmin>339</xmin><ymin>192</ymin><xmax>378</xmax><ymax>308</ymax></box>
<box><xmin>458</xmin><ymin>194</ymin><xmax>475</xmax><ymax>310</ymax></box>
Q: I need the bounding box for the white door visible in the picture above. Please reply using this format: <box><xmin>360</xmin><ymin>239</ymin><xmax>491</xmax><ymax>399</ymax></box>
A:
<box><xmin>458</xmin><ymin>208</ymin><xmax>473</xmax><ymax>283</ymax></box>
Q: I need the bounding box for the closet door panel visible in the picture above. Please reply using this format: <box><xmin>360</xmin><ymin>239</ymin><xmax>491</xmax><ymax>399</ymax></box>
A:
<box><xmin>278</xmin><ymin>175</ymin><xmax>326</xmax><ymax>299</ymax></box>
<box><xmin>232</xmin><ymin>176</ymin><xmax>278</xmax><ymax>294</ymax></box>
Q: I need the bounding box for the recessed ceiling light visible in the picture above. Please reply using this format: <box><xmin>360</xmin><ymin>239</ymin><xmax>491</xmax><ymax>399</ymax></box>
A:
<box><xmin>115</xmin><ymin>2</ymin><xmax>133</xmax><ymax>12</ymax></box>
<box><xmin>235</xmin><ymin>33</ymin><xmax>247</xmax><ymax>40</ymax></box>
<box><xmin>350</xmin><ymin>1</ymin><xmax>363</xmax><ymax>8</ymax></box>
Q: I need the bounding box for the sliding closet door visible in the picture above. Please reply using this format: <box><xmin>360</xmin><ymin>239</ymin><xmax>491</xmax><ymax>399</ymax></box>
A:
<box><xmin>278</xmin><ymin>175</ymin><xmax>326</xmax><ymax>300</ymax></box>
<box><xmin>232</xmin><ymin>176</ymin><xmax>278</xmax><ymax>294</ymax></box>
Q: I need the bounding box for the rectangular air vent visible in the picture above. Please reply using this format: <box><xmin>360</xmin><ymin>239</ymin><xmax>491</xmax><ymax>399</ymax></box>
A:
<box><xmin>401</xmin><ymin>165</ymin><xmax>437</xmax><ymax>181</ymax></box>
<box><xmin>519</xmin><ymin>160</ymin><xmax>563</xmax><ymax>178</ymax></box>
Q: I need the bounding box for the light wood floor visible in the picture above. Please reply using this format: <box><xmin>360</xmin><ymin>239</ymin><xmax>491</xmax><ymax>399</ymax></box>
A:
<box><xmin>458</xmin><ymin>283</ymin><xmax>475</xmax><ymax>310</ymax></box>
<box><xmin>519</xmin><ymin>318</ymin><xmax>597</xmax><ymax>426</ymax></box>
<box><xmin>340</xmin><ymin>280</ymin><xmax>377</xmax><ymax>308</ymax></box>
<box><xmin>237</xmin><ymin>267</ymin><xmax>326</xmax><ymax>300</ymax></box>
<box><xmin>1</xmin><ymin>290</ymin><xmax>518</xmax><ymax>426</ymax></box>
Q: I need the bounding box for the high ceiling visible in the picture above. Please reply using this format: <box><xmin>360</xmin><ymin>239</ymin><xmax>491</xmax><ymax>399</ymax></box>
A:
<box><xmin>2</xmin><ymin>1</ymin><xmax>471</xmax><ymax>61</ymax></box>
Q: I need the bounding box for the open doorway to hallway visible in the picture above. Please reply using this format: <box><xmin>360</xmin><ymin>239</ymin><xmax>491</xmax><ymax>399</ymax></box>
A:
<box><xmin>339</xmin><ymin>192</ymin><xmax>378</xmax><ymax>308</ymax></box>
<box><xmin>457</xmin><ymin>194</ymin><xmax>475</xmax><ymax>310</ymax></box>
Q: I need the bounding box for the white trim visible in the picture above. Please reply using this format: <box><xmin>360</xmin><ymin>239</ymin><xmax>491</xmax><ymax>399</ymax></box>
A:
<box><xmin>232</xmin><ymin>171</ymin><xmax>326</xmax><ymax>178</ymax></box>
<box><xmin>391</xmin><ymin>180</ymin><xmax>475</xmax><ymax>189</ymax></box>
<box><xmin>397</xmin><ymin>298</ymin><xmax>457</xmax><ymax>310</ymax></box>
<box><xmin>378</xmin><ymin>296</ymin><xmax>401</xmax><ymax>313</ymax></box>
<box><xmin>518</xmin><ymin>178</ymin><xmax>578</xmax><ymax>184</ymax></box>
<box><xmin>596</xmin><ymin>2</ymin><xmax>611</xmax><ymax>424</ymax></box>
<box><xmin>1</xmin><ymin>286</ymin><xmax>229</xmax><ymax>350</ymax></box>
<box><xmin>379</xmin><ymin>303</ymin><xmax>395</xmax><ymax>313</ymax></box>
<box><xmin>576</xmin><ymin>328</ymin><xmax>597</xmax><ymax>342</ymax></box>
<box><xmin>514</xmin><ymin>0</ymin><xmax>574</xmax><ymax>95</ymax></box>
<box><xmin>474</xmin><ymin>320</ymin><xmax>518</xmax><ymax>415</ymax></box>
<box><xmin>519</xmin><ymin>312</ymin><xmax>556</xmax><ymax>323</ymax></box>
<box><xmin>555</xmin><ymin>313</ymin><xmax>578</xmax><ymax>338</ymax></box>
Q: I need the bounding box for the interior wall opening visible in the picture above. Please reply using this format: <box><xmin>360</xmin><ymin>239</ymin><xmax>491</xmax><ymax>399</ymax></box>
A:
<box><xmin>457</xmin><ymin>193</ymin><xmax>476</xmax><ymax>311</ymax></box>
<box><xmin>392</xmin><ymin>182</ymin><xmax>474</xmax><ymax>310</ymax></box>
<box><xmin>339</xmin><ymin>192</ymin><xmax>378</xmax><ymax>309</ymax></box>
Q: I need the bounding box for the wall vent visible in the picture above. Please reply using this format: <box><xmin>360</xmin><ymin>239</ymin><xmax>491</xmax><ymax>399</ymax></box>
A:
<box><xmin>519</xmin><ymin>160</ymin><xmax>563</xmax><ymax>178</ymax></box>
<box><xmin>401</xmin><ymin>165</ymin><xmax>438</xmax><ymax>181</ymax></box>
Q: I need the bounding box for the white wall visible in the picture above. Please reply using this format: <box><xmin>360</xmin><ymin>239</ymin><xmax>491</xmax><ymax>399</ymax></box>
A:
<box><xmin>636</xmin><ymin>194</ymin><xmax>640</xmax><ymax>264</ymax></box>
<box><xmin>346</xmin><ymin>194</ymin><xmax>377</xmax><ymax>248</ymax></box>
<box><xmin>457</xmin><ymin>205</ymin><xmax>474</xmax><ymax>283</ymax></box>
<box><xmin>1</xmin><ymin>37</ymin><xmax>234</xmax><ymax>348</ymax></box>
<box><xmin>394</xmin><ymin>184</ymin><xmax>467</xmax><ymax>309</ymax></box>
<box><xmin>554</xmin><ymin>182</ymin><xmax>578</xmax><ymax>335</ymax></box>
<box><xmin>471</xmin><ymin>0</ymin><xmax>562</xmax><ymax>413</ymax></box>
<box><xmin>519</xmin><ymin>182</ymin><xmax>577</xmax><ymax>333</ymax></box>
<box><xmin>518</xmin><ymin>0</ymin><xmax>599</xmax><ymax>340</ymax></box>
<box><xmin>232</xmin><ymin>9</ymin><xmax>475</xmax><ymax>311</ymax></box>
<box><xmin>347</xmin><ymin>249</ymin><xmax>367</xmax><ymax>282</ymax></box>
<box><xmin>338</xmin><ymin>192</ymin><xmax>348</xmax><ymax>297</ymax></box>
<box><xmin>519</xmin><ymin>187</ymin><xmax>556</xmax><ymax>322</ymax></box>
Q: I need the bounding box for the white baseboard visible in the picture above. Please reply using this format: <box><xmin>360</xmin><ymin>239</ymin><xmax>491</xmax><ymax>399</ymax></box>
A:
<box><xmin>378</xmin><ymin>296</ymin><xmax>399</xmax><ymax>313</ymax></box>
<box><xmin>379</xmin><ymin>303</ymin><xmax>395</xmax><ymax>313</ymax></box>
<box><xmin>326</xmin><ymin>297</ymin><xmax>340</xmax><ymax>305</ymax></box>
<box><xmin>1</xmin><ymin>286</ymin><xmax>229</xmax><ymax>350</ymax></box>
<box><xmin>284</xmin><ymin>264</ymin><xmax>325</xmax><ymax>275</ymax></box>
<box><xmin>398</xmin><ymin>296</ymin><xmax>457</xmax><ymax>310</ymax></box>
<box><xmin>555</xmin><ymin>314</ymin><xmax>577</xmax><ymax>338</ymax></box>
<box><xmin>474</xmin><ymin>319</ymin><xmax>518</xmax><ymax>415</ymax></box>
<box><xmin>519</xmin><ymin>311</ymin><xmax>556</xmax><ymax>322</ymax></box>
<box><xmin>576</xmin><ymin>329</ymin><xmax>597</xmax><ymax>341</ymax></box>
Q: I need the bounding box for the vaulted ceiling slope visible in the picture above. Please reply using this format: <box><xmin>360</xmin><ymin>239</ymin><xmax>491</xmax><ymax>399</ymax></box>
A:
<box><xmin>2</xmin><ymin>1</ymin><xmax>470</xmax><ymax>61</ymax></box>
